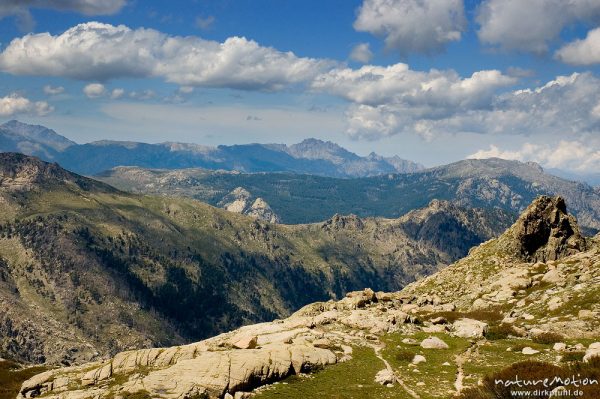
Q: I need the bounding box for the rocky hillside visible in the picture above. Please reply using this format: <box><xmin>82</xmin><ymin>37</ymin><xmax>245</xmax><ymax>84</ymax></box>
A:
<box><xmin>17</xmin><ymin>196</ymin><xmax>600</xmax><ymax>399</ymax></box>
<box><xmin>0</xmin><ymin>120</ymin><xmax>422</xmax><ymax>177</ymax></box>
<box><xmin>0</xmin><ymin>153</ymin><xmax>509</xmax><ymax>368</ymax></box>
<box><xmin>98</xmin><ymin>158</ymin><xmax>600</xmax><ymax>233</ymax></box>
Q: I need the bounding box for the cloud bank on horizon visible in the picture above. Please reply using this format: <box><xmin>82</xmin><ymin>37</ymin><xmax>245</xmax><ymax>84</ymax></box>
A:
<box><xmin>0</xmin><ymin>0</ymin><xmax>600</xmax><ymax>173</ymax></box>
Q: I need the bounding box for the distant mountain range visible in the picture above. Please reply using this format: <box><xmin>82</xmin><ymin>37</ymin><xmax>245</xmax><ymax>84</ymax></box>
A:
<box><xmin>99</xmin><ymin>157</ymin><xmax>600</xmax><ymax>234</ymax></box>
<box><xmin>0</xmin><ymin>120</ymin><xmax>423</xmax><ymax>177</ymax></box>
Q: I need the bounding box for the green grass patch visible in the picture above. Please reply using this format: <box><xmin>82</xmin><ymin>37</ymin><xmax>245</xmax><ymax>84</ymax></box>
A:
<box><xmin>562</xmin><ymin>351</ymin><xmax>586</xmax><ymax>363</ymax></box>
<box><xmin>382</xmin><ymin>332</ymin><xmax>471</xmax><ymax>399</ymax></box>
<box><xmin>0</xmin><ymin>360</ymin><xmax>49</xmax><ymax>399</ymax></box>
<box><xmin>254</xmin><ymin>346</ymin><xmax>399</xmax><ymax>399</ymax></box>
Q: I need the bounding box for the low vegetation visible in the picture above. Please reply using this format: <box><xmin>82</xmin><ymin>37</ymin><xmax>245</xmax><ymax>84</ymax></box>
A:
<box><xmin>459</xmin><ymin>358</ymin><xmax>600</xmax><ymax>399</ymax></box>
<box><xmin>0</xmin><ymin>360</ymin><xmax>48</xmax><ymax>399</ymax></box>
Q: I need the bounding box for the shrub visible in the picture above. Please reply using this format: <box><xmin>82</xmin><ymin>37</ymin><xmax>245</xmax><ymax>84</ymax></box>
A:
<box><xmin>561</xmin><ymin>351</ymin><xmax>586</xmax><ymax>363</ymax></box>
<box><xmin>510</xmin><ymin>343</ymin><xmax>528</xmax><ymax>352</ymax></box>
<box><xmin>486</xmin><ymin>324</ymin><xmax>521</xmax><ymax>340</ymax></box>
<box><xmin>458</xmin><ymin>358</ymin><xmax>600</xmax><ymax>399</ymax></box>
<box><xmin>120</xmin><ymin>390</ymin><xmax>153</xmax><ymax>399</ymax></box>
<box><xmin>395</xmin><ymin>349</ymin><xmax>416</xmax><ymax>363</ymax></box>
<box><xmin>532</xmin><ymin>332</ymin><xmax>564</xmax><ymax>345</ymax></box>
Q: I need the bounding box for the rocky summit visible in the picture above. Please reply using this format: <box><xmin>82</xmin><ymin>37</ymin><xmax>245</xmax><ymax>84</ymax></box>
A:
<box><xmin>18</xmin><ymin>195</ymin><xmax>600</xmax><ymax>399</ymax></box>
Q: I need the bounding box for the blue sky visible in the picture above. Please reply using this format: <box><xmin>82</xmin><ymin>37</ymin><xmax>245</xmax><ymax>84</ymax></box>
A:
<box><xmin>1</xmin><ymin>0</ymin><xmax>600</xmax><ymax>172</ymax></box>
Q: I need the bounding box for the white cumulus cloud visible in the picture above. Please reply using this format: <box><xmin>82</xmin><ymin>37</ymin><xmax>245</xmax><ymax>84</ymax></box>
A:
<box><xmin>0</xmin><ymin>22</ymin><xmax>334</xmax><ymax>91</ymax></box>
<box><xmin>556</xmin><ymin>27</ymin><xmax>600</xmax><ymax>65</ymax></box>
<box><xmin>110</xmin><ymin>88</ymin><xmax>125</xmax><ymax>99</ymax></box>
<box><xmin>469</xmin><ymin>141</ymin><xmax>600</xmax><ymax>173</ymax></box>
<box><xmin>83</xmin><ymin>83</ymin><xmax>106</xmax><ymax>98</ymax></box>
<box><xmin>312</xmin><ymin>63</ymin><xmax>516</xmax><ymax>139</ymax></box>
<box><xmin>354</xmin><ymin>0</ymin><xmax>466</xmax><ymax>55</ymax></box>
<box><xmin>349</xmin><ymin>43</ymin><xmax>373</xmax><ymax>63</ymax></box>
<box><xmin>477</xmin><ymin>0</ymin><xmax>600</xmax><ymax>53</ymax></box>
<box><xmin>0</xmin><ymin>93</ymin><xmax>53</xmax><ymax>116</ymax></box>
<box><xmin>314</xmin><ymin>65</ymin><xmax>600</xmax><ymax>142</ymax></box>
<box><xmin>43</xmin><ymin>85</ymin><xmax>65</xmax><ymax>95</ymax></box>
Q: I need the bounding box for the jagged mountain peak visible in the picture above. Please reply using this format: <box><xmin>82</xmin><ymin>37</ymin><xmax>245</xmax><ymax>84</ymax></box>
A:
<box><xmin>286</xmin><ymin>138</ymin><xmax>360</xmax><ymax>162</ymax></box>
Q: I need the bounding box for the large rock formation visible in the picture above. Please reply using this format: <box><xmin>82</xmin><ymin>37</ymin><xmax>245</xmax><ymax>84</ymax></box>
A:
<box><xmin>218</xmin><ymin>187</ymin><xmax>281</xmax><ymax>223</ymax></box>
<box><xmin>508</xmin><ymin>196</ymin><xmax>587</xmax><ymax>262</ymax></box>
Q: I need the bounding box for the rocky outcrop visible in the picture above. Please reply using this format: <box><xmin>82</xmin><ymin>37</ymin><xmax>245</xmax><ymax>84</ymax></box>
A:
<box><xmin>510</xmin><ymin>196</ymin><xmax>587</xmax><ymax>262</ymax></box>
<box><xmin>218</xmin><ymin>187</ymin><xmax>281</xmax><ymax>223</ymax></box>
<box><xmin>17</xmin><ymin>288</ymin><xmax>427</xmax><ymax>399</ymax></box>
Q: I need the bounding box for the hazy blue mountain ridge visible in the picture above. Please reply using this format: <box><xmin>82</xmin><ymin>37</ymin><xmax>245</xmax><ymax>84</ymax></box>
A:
<box><xmin>0</xmin><ymin>120</ymin><xmax>423</xmax><ymax>177</ymax></box>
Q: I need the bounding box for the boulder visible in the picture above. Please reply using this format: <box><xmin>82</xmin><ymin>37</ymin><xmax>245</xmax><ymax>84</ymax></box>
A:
<box><xmin>452</xmin><ymin>319</ymin><xmax>488</xmax><ymax>339</ymax></box>
<box><xmin>553</xmin><ymin>343</ymin><xmax>566</xmax><ymax>352</ymax></box>
<box><xmin>584</xmin><ymin>343</ymin><xmax>600</xmax><ymax>362</ymax></box>
<box><xmin>542</xmin><ymin>269</ymin><xmax>564</xmax><ymax>284</ymax></box>
<box><xmin>412</xmin><ymin>355</ymin><xmax>426</xmax><ymax>364</ymax></box>
<box><xmin>374</xmin><ymin>369</ymin><xmax>395</xmax><ymax>385</ymax></box>
<box><xmin>522</xmin><ymin>347</ymin><xmax>540</xmax><ymax>355</ymax></box>
<box><xmin>420</xmin><ymin>336</ymin><xmax>449</xmax><ymax>349</ymax></box>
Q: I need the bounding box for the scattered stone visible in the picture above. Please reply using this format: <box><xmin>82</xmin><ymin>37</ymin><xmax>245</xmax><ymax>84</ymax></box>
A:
<box><xmin>522</xmin><ymin>347</ymin><xmax>540</xmax><ymax>355</ymax></box>
<box><xmin>584</xmin><ymin>343</ymin><xmax>600</xmax><ymax>362</ymax></box>
<box><xmin>374</xmin><ymin>369</ymin><xmax>395</xmax><ymax>385</ymax></box>
<box><xmin>420</xmin><ymin>336</ymin><xmax>449</xmax><ymax>349</ymax></box>
<box><xmin>553</xmin><ymin>343</ymin><xmax>566</xmax><ymax>352</ymax></box>
<box><xmin>412</xmin><ymin>355</ymin><xmax>426</xmax><ymax>364</ymax></box>
<box><xmin>547</xmin><ymin>297</ymin><xmax>563</xmax><ymax>311</ymax></box>
<box><xmin>452</xmin><ymin>319</ymin><xmax>488</xmax><ymax>338</ymax></box>
<box><xmin>542</xmin><ymin>269</ymin><xmax>564</xmax><ymax>284</ymax></box>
